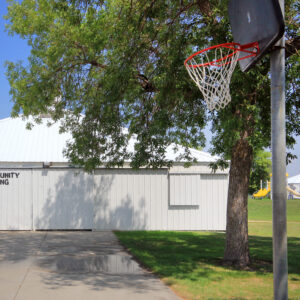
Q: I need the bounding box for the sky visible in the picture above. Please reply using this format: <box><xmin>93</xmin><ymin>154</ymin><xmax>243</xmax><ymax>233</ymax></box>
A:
<box><xmin>0</xmin><ymin>2</ymin><xmax>299</xmax><ymax>177</ymax></box>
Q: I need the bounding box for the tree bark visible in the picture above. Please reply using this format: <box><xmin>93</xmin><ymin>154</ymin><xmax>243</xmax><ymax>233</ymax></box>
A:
<box><xmin>224</xmin><ymin>137</ymin><xmax>253</xmax><ymax>267</ymax></box>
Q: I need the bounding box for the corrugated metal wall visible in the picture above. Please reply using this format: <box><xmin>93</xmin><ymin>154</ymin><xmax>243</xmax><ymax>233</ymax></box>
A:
<box><xmin>0</xmin><ymin>170</ymin><xmax>32</xmax><ymax>230</ymax></box>
<box><xmin>170</xmin><ymin>174</ymin><xmax>200</xmax><ymax>205</ymax></box>
<box><xmin>93</xmin><ymin>169</ymin><xmax>169</xmax><ymax>230</ymax></box>
<box><xmin>32</xmin><ymin>169</ymin><xmax>94</xmax><ymax>230</ymax></box>
<box><xmin>168</xmin><ymin>173</ymin><xmax>228</xmax><ymax>230</ymax></box>
<box><xmin>0</xmin><ymin>168</ymin><xmax>228</xmax><ymax>231</ymax></box>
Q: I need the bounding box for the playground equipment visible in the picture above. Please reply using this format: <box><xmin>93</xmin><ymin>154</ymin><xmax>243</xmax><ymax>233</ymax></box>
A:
<box><xmin>286</xmin><ymin>186</ymin><xmax>300</xmax><ymax>198</ymax></box>
<box><xmin>253</xmin><ymin>173</ymin><xmax>300</xmax><ymax>198</ymax></box>
<box><xmin>253</xmin><ymin>181</ymin><xmax>271</xmax><ymax>198</ymax></box>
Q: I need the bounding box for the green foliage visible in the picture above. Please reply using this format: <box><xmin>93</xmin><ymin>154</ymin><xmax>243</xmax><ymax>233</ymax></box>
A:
<box><xmin>4</xmin><ymin>0</ymin><xmax>300</xmax><ymax>171</ymax></box>
<box><xmin>249</xmin><ymin>150</ymin><xmax>271</xmax><ymax>194</ymax></box>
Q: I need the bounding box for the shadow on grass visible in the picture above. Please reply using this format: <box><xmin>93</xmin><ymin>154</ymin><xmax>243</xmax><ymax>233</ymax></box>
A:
<box><xmin>249</xmin><ymin>235</ymin><xmax>300</xmax><ymax>275</ymax></box>
<box><xmin>115</xmin><ymin>231</ymin><xmax>300</xmax><ymax>282</ymax></box>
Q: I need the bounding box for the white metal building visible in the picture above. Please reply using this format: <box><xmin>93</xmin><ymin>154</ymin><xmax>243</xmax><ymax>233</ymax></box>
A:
<box><xmin>0</xmin><ymin>117</ymin><xmax>229</xmax><ymax>231</ymax></box>
<box><xmin>288</xmin><ymin>174</ymin><xmax>300</xmax><ymax>199</ymax></box>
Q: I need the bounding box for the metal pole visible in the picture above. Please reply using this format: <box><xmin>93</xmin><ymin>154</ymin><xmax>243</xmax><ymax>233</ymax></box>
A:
<box><xmin>271</xmin><ymin>0</ymin><xmax>288</xmax><ymax>299</ymax></box>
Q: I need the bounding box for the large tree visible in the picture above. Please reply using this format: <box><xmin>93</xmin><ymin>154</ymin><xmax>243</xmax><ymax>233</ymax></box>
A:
<box><xmin>5</xmin><ymin>0</ymin><xmax>300</xmax><ymax>266</ymax></box>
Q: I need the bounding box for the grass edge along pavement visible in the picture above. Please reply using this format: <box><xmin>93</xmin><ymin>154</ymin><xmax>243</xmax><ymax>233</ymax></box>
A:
<box><xmin>115</xmin><ymin>199</ymin><xmax>300</xmax><ymax>300</ymax></box>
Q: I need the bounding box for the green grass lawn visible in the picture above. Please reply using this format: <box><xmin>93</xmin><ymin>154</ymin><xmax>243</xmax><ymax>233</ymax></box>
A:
<box><xmin>115</xmin><ymin>199</ymin><xmax>300</xmax><ymax>300</ymax></box>
<box><xmin>248</xmin><ymin>198</ymin><xmax>300</xmax><ymax>222</ymax></box>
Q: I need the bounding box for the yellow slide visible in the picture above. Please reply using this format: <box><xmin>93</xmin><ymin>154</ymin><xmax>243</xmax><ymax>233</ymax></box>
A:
<box><xmin>253</xmin><ymin>187</ymin><xmax>271</xmax><ymax>198</ymax></box>
<box><xmin>287</xmin><ymin>186</ymin><xmax>300</xmax><ymax>198</ymax></box>
<box><xmin>253</xmin><ymin>184</ymin><xmax>300</xmax><ymax>198</ymax></box>
<box><xmin>253</xmin><ymin>181</ymin><xmax>271</xmax><ymax>198</ymax></box>
<box><xmin>253</xmin><ymin>174</ymin><xmax>300</xmax><ymax>198</ymax></box>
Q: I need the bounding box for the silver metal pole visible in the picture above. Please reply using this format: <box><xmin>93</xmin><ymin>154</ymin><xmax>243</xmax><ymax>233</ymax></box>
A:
<box><xmin>271</xmin><ymin>0</ymin><xmax>288</xmax><ymax>299</ymax></box>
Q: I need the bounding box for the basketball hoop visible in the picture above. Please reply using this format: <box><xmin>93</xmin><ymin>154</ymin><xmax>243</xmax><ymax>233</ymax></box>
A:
<box><xmin>184</xmin><ymin>42</ymin><xmax>259</xmax><ymax>111</ymax></box>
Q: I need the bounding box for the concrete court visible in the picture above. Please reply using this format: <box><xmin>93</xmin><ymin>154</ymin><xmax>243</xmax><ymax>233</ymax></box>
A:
<box><xmin>0</xmin><ymin>231</ymin><xmax>180</xmax><ymax>300</ymax></box>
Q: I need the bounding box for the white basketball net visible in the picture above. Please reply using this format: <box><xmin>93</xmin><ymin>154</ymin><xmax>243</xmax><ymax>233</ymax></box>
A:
<box><xmin>185</xmin><ymin>45</ymin><xmax>240</xmax><ymax>111</ymax></box>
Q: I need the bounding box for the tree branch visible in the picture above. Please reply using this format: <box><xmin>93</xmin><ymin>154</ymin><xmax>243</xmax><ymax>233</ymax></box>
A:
<box><xmin>139</xmin><ymin>0</ymin><xmax>157</xmax><ymax>32</ymax></box>
<box><xmin>89</xmin><ymin>60</ymin><xmax>107</xmax><ymax>68</ymax></box>
<box><xmin>286</xmin><ymin>36</ymin><xmax>300</xmax><ymax>59</ymax></box>
<box><xmin>196</xmin><ymin>0</ymin><xmax>212</xmax><ymax>17</ymax></box>
<box><xmin>137</xmin><ymin>73</ymin><xmax>157</xmax><ymax>92</ymax></box>
<box><xmin>167</xmin><ymin>2</ymin><xmax>198</xmax><ymax>26</ymax></box>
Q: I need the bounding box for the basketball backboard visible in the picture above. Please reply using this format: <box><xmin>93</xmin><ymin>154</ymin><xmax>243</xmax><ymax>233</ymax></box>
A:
<box><xmin>228</xmin><ymin>0</ymin><xmax>284</xmax><ymax>72</ymax></box>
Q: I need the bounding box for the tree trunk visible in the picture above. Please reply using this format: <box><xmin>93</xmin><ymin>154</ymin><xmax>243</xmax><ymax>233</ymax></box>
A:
<box><xmin>224</xmin><ymin>138</ymin><xmax>253</xmax><ymax>267</ymax></box>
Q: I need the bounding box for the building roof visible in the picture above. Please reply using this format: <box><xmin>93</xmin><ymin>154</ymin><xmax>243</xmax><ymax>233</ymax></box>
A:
<box><xmin>288</xmin><ymin>174</ymin><xmax>300</xmax><ymax>184</ymax></box>
<box><xmin>0</xmin><ymin>117</ymin><xmax>218</xmax><ymax>164</ymax></box>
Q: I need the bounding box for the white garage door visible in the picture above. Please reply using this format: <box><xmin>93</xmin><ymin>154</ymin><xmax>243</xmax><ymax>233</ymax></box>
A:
<box><xmin>93</xmin><ymin>169</ymin><xmax>168</xmax><ymax>230</ymax></box>
<box><xmin>33</xmin><ymin>169</ymin><xmax>94</xmax><ymax>230</ymax></box>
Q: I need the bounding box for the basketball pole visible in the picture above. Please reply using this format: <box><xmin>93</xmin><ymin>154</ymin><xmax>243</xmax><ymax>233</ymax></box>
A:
<box><xmin>271</xmin><ymin>0</ymin><xmax>288</xmax><ymax>299</ymax></box>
